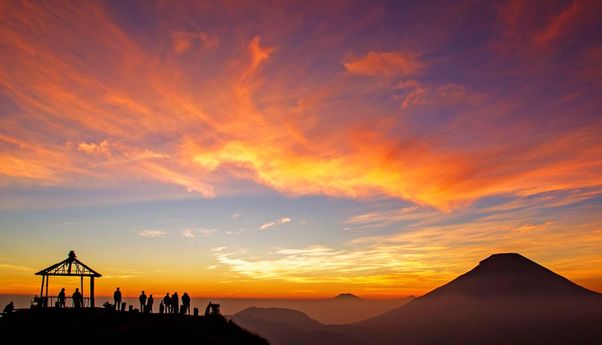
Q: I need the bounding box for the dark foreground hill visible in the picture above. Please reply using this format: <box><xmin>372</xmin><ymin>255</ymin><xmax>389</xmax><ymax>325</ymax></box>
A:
<box><xmin>232</xmin><ymin>307</ymin><xmax>367</xmax><ymax>345</ymax></box>
<box><xmin>0</xmin><ymin>308</ymin><xmax>269</xmax><ymax>345</ymax></box>
<box><xmin>342</xmin><ymin>253</ymin><xmax>602</xmax><ymax>345</ymax></box>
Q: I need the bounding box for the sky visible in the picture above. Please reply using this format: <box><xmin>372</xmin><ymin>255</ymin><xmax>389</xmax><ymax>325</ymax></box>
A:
<box><xmin>1</xmin><ymin>0</ymin><xmax>602</xmax><ymax>298</ymax></box>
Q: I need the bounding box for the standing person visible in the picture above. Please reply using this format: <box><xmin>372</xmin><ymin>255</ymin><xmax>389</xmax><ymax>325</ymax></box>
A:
<box><xmin>57</xmin><ymin>288</ymin><xmax>66</xmax><ymax>308</ymax></box>
<box><xmin>163</xmin><ymin>293</ymin><xmax>171</xmax><ymax>314</ymax></box>
<box><xmin>171</xmin><ymin>292</ymin><xmax>179</xmax><ymax>314</ymax></box>
<box><xmin>138</xmin><ymin>291</ymin><xmax>147</xmax><ymax>312</ymax></box>
<box><xmin>181</xmin><ymin>292</ymin><xmax>190</xmax><ymax>315</ymax></box>
<box><xmin>72</xmin><ymin>288</ymin><xmax>82</xmax><ymax>309</ymax></box>
<box><xmin>113</xmin><ymin>287</ymin><xmax>122</xmax><ymax>311</ymax></box>
<box><xmin>146</xmin><ymin>294</ymin><xmax>154</xmax><ymax>314</ymax></box>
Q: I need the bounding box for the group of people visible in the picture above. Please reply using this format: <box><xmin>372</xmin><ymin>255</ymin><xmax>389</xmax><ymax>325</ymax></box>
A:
<box><xmin>5</xmin><ymin>289</ymin><xmax>220</xmax><ymax>317</ymax></box>
<box><xmin>56</xmin><ymin>287</ymin><xmax>83</xmax><ymax>308</ymax></box>
<box><xmin>30</xmin><ymin>287</ymin><xmax>84</xmax><ymax>309</ymax></box>
<box><xmin>160</xmin><ymin>291</ymin><xmax>191</xmax><ymax>315</ymax></box>
<box><xmin>137</xmin><ymin>290</ymin><xmax>154</xmax><ymax>313</ymax></box>
<box><xmin>112</xmin><ymin>288</ymin><xmax>191</xmax><ymax>314</ymax></box>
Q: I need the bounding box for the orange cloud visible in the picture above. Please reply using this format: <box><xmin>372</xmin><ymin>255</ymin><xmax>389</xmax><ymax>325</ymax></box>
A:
<box><xmin>494</xmin><ymin>0</ymin><xmax>600</xmax><ymax>54</ymax></box>
<box><xmin>172</xmin><ymin>32</ymin><xmax>195</xmax><ymax>54</ymax></box>
<box><xmin>344</xmin><ymin>51</ymin><xmax>424</xmax><ymax>77</ymax></box>
<box><xmin>0</xmin><ymin>1</ymin><xmax>601</xmax><ymax>213</ymax></box>
<box><xmin>171</xmin><ymin>31</ymin><xmax>218</xmax><ymax>54</ymax></box>
<box><xmin>78</xmin><ymin>140</ymin><xmax>111</xmax><ymax>156</ymax></box>
<box><xmin>533</xmin><ymin>0</ymin><xmax>582</xmax><ymax>46</ymax></box>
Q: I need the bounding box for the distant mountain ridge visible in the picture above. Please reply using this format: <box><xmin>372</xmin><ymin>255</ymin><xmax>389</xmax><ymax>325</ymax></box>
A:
<box><xmin>234</xmin><ymin>307</ymin><xmax>323</xmax><ymax>331</ymax></box>
<box><xmin>334</xmin><ymin>293</ymin><xmax>361</xmax><ymax>300</ymax></box>
<box><xmin>232</xmin><ymin>307</ymin><xmax>366</xmax><ymax>345</ymax></box>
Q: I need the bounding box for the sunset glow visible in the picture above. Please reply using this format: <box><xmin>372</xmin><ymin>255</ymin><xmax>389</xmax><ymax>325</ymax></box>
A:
<box><xmin>1</xmin><ymin>0</ymin><xmax>601</xmax><ymax>298</ymax></box>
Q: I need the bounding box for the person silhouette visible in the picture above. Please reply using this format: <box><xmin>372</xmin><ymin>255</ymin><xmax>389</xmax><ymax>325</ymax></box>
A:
<box><xmin>139</xmin><ymin>291</ymin><xmax>147</xmax><ymax>312</ymax></box>
<box><xmin>204</xmin><ymin>302</ymin><xmax>211</xmax><ymax>317</ymax></box>
<box><xmin>58</xmin><ymin>288</ymin><xmax>66</xmax><ymax>308</ymax></box>
<box><xmin>159</xmin><ymin>301</ymin><xmax>164</xmax><ymax>314</ymax></box>
<box><xmin>72</xmin><ymin>288</ymin><xmax>82</xmax><ymax>309</ymax></box>
<box><xmin>3</xmin><ymin>301</ymin><xmax>14</xmax><ymax>315</ymax></box>
<box><xmin>163</xmin><ymin>293</ymin><xmax>171</xmax><ymax>313</ymax></box>
<box><xmin>113</xmin><ymin>287</ymin><xmax>122</xmax><ymax>310</ymax></box>
<box><xmin>146</xmin><ymin>294</ymin><xmax>154</xmax><ymax>314</ymax></box>
<box><xmin>181</xmin><ymin>292</ymin><xmax>190</xmax><ymax>315</ymax></box>
<box><xmin>32</xmin><ymin>294</ymin><xmax>41</xmax><ymax>309</ymax></box>
<box><xmin>205</xmin><ymin>301</ymin><xmax>220</xmax><ymax>316</ymax></box>
<box><xmin>171</xmin><ymin>292</ymin><xmax>179</xmax><ymax>314</ymax></box>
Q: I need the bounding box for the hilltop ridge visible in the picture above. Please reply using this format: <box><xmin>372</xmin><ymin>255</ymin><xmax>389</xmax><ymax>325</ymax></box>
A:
<box><xmin>0</xmin><ymin>308</ymin><xmax>269</xmax><ymax>345</ymax></box>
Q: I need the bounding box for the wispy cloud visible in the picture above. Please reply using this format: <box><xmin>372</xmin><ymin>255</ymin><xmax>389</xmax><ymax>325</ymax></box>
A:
<box><xmin>171</xmin><ymin>31</ymin><xmax>218</xmax><ymax>54</ymax></box>
<box><xmin>532</xmin><ymin>0</ymin><xmax>583</xmax><ymax>46</ymax></box>
<box><xmin>344</xmin><ymin>51</ymin><xmax>424</xmax><ymax>78</ymax></box>
<box><xmin>136</xmin><ymin>229</ymin><xmax>168</xmax><ymax>238</ymax></box>
<box><xmin>344</xmin><ymin>205</ymin><xmax>431</xmax><ymax>229</ymax></box>
<box><xmin>259</xmin><ymin>217</ymin><xmax>291</xmax><ymax>231</ymax></box>
<box><xmin>181</xmin><ymin>228</ymin><xmax>218</xmax><ymax>238</ymax></box>
<box><xmin>102</xmin><ymin>268</ymin><xmax>142</xmax><ymax>279</ymax></box>
<box><xmin>0</xmin><ymin>263</ymin><xmax>32</xmax><ymax>272</ymax></box>
<box><xmin>61</xmin><ymin>222</ymin><xmax>88</xmax><ymax>226</ymax></box>
<box><xmin>400</xmin><ymin>83</ymin><xmax>474</xmax><ymax>109</ymax></box>
<box><xmin>78</xmin><ymin>140</ymin><xmax>112</xmax><ymax>156</ymax></box>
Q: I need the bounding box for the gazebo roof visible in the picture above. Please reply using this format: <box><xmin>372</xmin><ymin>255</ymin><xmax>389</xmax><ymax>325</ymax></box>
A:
<box><xmin>35</xmin><ymin>251</ymin><xmax>101</xmax><ymax>277</ymax></box>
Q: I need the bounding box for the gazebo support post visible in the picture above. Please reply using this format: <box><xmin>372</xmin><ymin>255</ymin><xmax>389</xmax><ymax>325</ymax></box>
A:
<box><xmin>39</xmin><ymin>275</ymin><xmax>45</xmax><ymax>307</ymax></box>
<box><xmin>45</xmin><ymin>275</ymin><xmax>49</xmax><ymax>306</ymax></box>
<box><xmin>90</xmin><ymin>277</ymin><xmax>95</xmax><ymax>308</ymax></box>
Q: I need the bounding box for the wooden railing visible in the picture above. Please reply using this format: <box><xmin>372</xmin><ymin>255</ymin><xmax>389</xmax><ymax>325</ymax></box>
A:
<box><xmin>34</xmin><ymin>296</ymin><xmax>93</xmax><ymax>308</ymax></box>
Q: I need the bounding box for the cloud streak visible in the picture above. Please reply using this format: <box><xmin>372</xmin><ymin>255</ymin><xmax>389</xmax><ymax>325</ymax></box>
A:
<box><xmin>260</xmin><ymin>217</ymin><xmax>291</xmax><ymax>231</ymax></box>
<box><xmin>181</xmin><ymin>228</ymin><xmax>218</xmax><ymax>238</ymax></box>
<box><xmin>344</xmin><ymin>51</ymin><xmax>424</xmax><ymax>77</ymax></box>
<box><xmin>136</xmin><ymin>229</ymin><xmax>168</xmax><ymax>238</ymax></box>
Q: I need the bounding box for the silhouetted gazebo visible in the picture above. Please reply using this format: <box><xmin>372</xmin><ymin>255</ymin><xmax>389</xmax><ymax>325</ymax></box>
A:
<box><xmin>35</xmin><ymin>251</ymin><xmax>102</xmax><ymax>308</ymax></box>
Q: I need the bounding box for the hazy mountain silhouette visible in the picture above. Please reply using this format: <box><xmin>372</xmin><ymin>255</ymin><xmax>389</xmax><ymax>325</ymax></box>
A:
<box><xmin>235</xmin><ymin>307</ymin><xmax>324</xmax><ymax>331</ymax></box>
<box><xmin>337</xmin><ymin>253</ymin><xmax>602</xmax><ymax>345</ymax></box>
<box><xmin>232</xmin><ymin>307</ymin><xmax>367</xmax><ymax>345</ymax></box>
<box><xmin>334</xmin><ymin>293</ymin><xmax>361</xmax><ymax>301</ymax></box>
